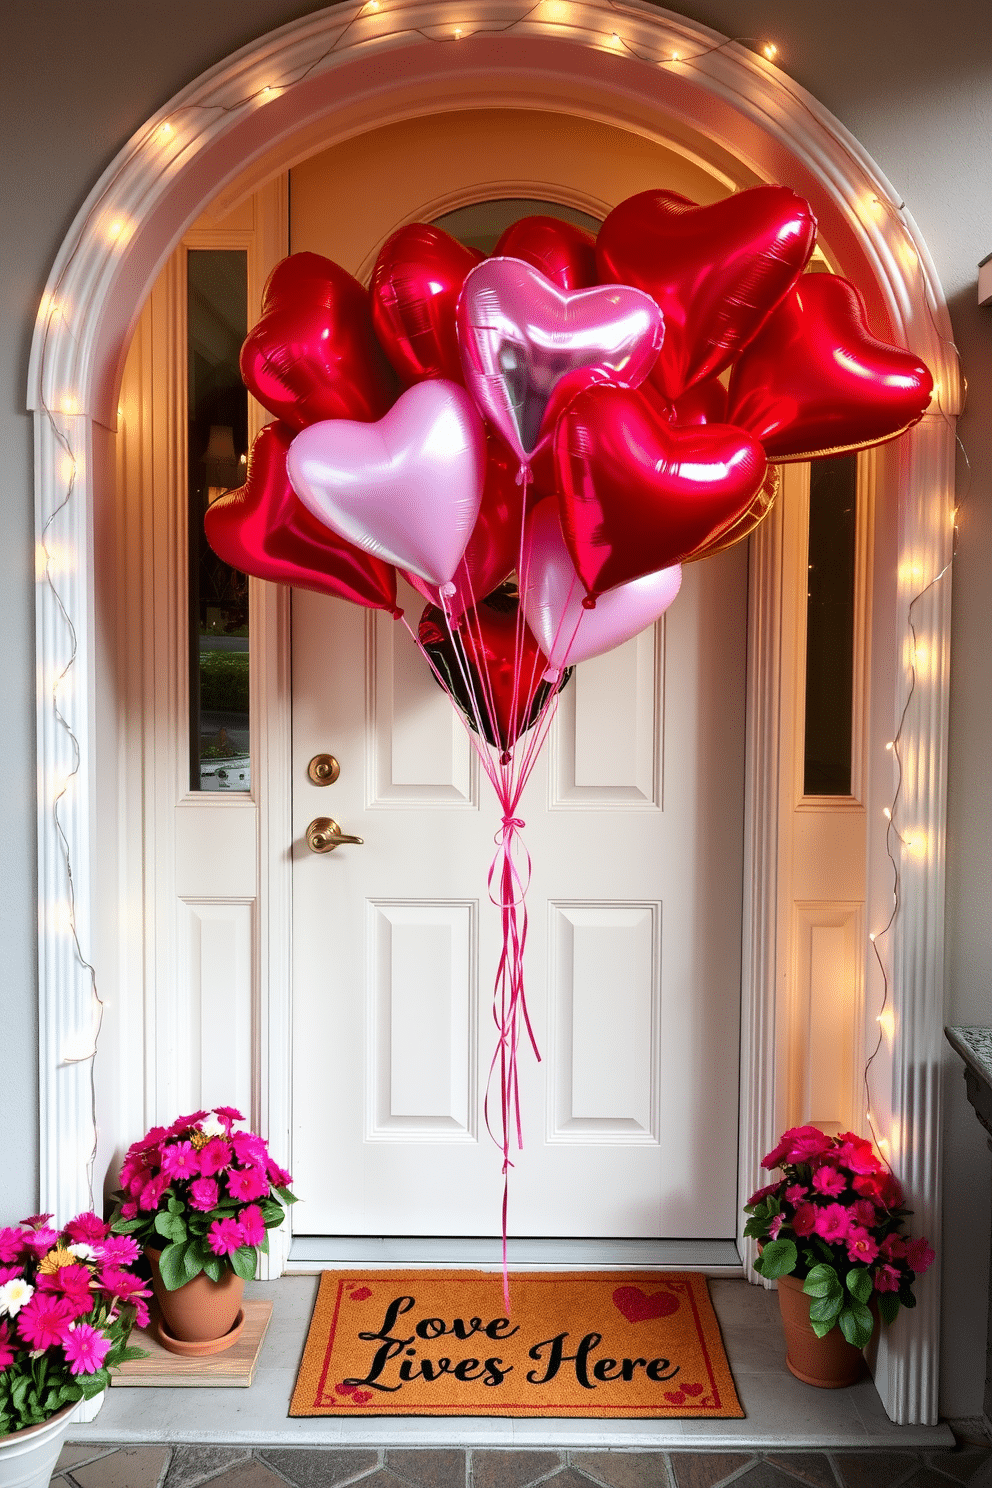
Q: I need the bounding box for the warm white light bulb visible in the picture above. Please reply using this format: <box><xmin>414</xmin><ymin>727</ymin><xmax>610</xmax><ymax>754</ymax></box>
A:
<box><xmin>882</xmin><ymin>807</ymin><xmax>892</xmax><ymax>820</ymax></box>
<box><xmin>763</xmin><ymin>42</ymin><xmax>777</xmax><ymax>58</ymax></box>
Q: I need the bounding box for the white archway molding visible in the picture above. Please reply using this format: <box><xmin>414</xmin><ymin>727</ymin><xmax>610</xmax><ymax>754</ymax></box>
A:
<box><xmin>29</xmin><ymin>0</ymin><xmax>956</xmax><ymax>1425</ymax></box>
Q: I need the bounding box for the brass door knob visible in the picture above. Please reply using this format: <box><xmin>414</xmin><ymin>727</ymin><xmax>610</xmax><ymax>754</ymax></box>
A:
<box><xmin>306</xmin><ymin>817</ymin><xmax>364</xmax><ymax>854</ymax></box>
<box><xmin>307</xmin><ymin>754</ymin><xmax>340</xmax><ymax>786</ymax></box>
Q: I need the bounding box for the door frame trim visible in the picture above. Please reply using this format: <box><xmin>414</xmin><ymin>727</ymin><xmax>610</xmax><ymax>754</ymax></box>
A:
<box><xmin>29</xmin><ymin>0</ymin><xmax>957</xmax><ymax>1424</ymax></box>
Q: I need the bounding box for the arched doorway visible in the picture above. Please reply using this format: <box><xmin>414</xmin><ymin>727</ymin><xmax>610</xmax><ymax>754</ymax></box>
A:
<box><xmin>30</xmin><ymin>0</ymin><xmax>957</xmax><ymax>1423</ymax></box>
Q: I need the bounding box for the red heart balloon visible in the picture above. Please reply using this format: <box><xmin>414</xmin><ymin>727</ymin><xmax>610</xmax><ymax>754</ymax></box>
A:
<box><xmin>685</xmin><ymin>465</ymin><xmax>780</xmax><ymax>562</ymax></box>
<box><xmin>555</xmin><ymin>384</ymin><xmax>767</xmax><ymax>597</ymax></box>
<box><xmin>596</xmin><ymin>186</ymin><xmax>816</xmax><ymax>400</ymax></box>
<box><xmin>493</xmin><ymin>215</ymin><xmax>598</xmax><ymax>292</ymax></box>
<box><xmin>370</xmin><ymin>223</ymin><xmax>483</xmax><ymax>386</ymax></box>
<box><xmin>727</xmin><ymin>274</ymin><xmax>934</xmax><ymax>460</ymax></box>
<box><xmin>240</xmin><ymin>253</ymin><xmax>398</xmax><ymax>431</ymax></box>
<box><xmin>667</xmin><ymin>376</ymin><xmax>729</xmax><ymax>427</ymax></box>
<box><xmin>418</xmin><ymin>594</ymin><xmax>568</xmax><ymax>752</ymax></box>
<box><xmin>403</xmin><ymin>435</ymin><xmax>526</xmax><ymax>617</ymax></box>
<box><xmin>204</xmin><ymin>422</ymin><xmax>398</xmax><ymax>612</ymax></box>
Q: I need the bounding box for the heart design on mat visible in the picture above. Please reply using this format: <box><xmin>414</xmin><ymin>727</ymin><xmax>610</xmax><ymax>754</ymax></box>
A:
<box><xmin>555</xmin><ymin>384</ymin><xmax>767</xmax><ymax>597</ymax></box>
<box><xmin>203</xmin><ymin>422</ymin><xmax>398</xmax><ymax>613</ymax></box>
<box><xmin>348</xmin><ymin>1287</ymin><xmax>372</xmax><ymax>1301</ymax></box>
<box><xmin>457</xmin><ymin>256</ymin><xmax>664</xmax><ymax>463</ymax></box>
<box><xmin>728</xmin><ymin>274</ymin><xmax>934</xmax><ymax>461</ymax></box>
<box><xmin>612</xmin><ymin>1285</ymin><xmax>680</xmax><ymax>1323</ymax></box>
<box><xmin>596</xmin><ymin>186</ymin><xmax>816</xmax><ymax>400</ymax></box>
<box><xmin>664</xmin><ymin>1390</ymin><xmax>687</xmax><ymax>1405</ymax></box>
<box><xmin>681</xmin><ymin>1382</ymin><xmax>705</xmax><ymax>1396</ymax></box>
<box><xmin>241</xmin><ymin>252</ymin><xmax>398</xmax><ymax>431</ymax></box>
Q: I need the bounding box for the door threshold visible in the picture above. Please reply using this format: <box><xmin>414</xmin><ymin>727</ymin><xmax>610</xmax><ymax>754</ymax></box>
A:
<box><xmin>286</xmin><ymin>1236</ymin><xmax>742</xmax><ymax>1271</ymax></box>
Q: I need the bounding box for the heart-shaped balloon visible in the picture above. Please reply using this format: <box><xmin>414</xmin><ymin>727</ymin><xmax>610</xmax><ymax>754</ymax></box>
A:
<box><xmin>457</xmin><ymin>256</ymin><xmax>664</xmax><ymax>465</ymax></box>
<box><xmin>403</xmin><ymin>435</ymin><xmax>526</xmax><ymax>618</ymax></box>
<box><xmin>203</xmin><ymin>423</ymin><xmax>398</xmax><ymax>612</ymax></box>
<box><xmin>521</xmin><ymin>498</ymin><xmax>681</xmax><ymax>672</ymax></box>
<box><xmin>596</xmin><ymin>186</ymin><xmax>816</xmax><ymax>400</ymax></box>
<box><xmin>668</xmin><ymin>376</ymin><xmax>729</xmax><ymax>427</ymax></box>
<box><xmin>370</xmin><ymin>223</ymin><xmax>484</xmax><ymax>386</ymax></box>
<box><xmin>684</xmin><ymin>464</ymin><xmax>780</xmax><ymax>562</ymax></box>
<box><xmin>493</xmin><ymin>216</ymin><xmax>599</xmax><ymax>292</ymax></box>
<box><xmin>555</xmin><ymin>384</ymin><xmax>768</xmax><ymax>597</ymax></box>
<box><xmin>287</xmin><ymin>380</ymin><xmax>486</xmax><ymax>588</ymax></box>
<box><xmin>241</xmin><ymin>253</ymin><xmax>398</xmax><ymax>431</ymax></box>
<box><xmin>727</xmin><ymin>274</ymin><xmax>934</xmax><ymax>460</ymax></box>
<box><xmin>418</xmin><ymin>592</ymin><xmax>570</xmax><ymax>751</ymax></box>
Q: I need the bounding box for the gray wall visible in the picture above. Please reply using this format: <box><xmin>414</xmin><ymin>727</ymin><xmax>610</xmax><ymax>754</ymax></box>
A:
<box><xmin>3</xmin><ymin>0</ymin><xmax>990</xmax><ymax>1416</ymax></box>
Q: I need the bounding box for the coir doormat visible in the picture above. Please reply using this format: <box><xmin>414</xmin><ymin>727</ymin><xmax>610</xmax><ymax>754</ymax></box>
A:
<box><xmin>290</xmin><ymin>1270</ymin><xmax>743</xmax><ymax>1418</ymax></box>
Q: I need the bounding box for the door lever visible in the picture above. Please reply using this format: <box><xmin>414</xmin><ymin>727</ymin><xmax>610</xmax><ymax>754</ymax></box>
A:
<box><xmin>306</xmin><ymin>817</ymin><xmax>364</xmax><ymax>854</ymax></box>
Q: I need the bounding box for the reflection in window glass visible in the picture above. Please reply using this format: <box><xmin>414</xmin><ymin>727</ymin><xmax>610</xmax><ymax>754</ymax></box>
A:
<box><xmin>803</xmin><ymin>454</ymin><xmax>858</xmax><ymax>797</ymax></box>
<box><xmin>187</xmin><ymin>250</ymin><xmax>250</xmax><ymax>792</ymax></box>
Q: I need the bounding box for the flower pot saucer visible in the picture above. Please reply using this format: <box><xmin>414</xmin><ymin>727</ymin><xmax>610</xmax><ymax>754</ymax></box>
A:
<box><xmin>155</xmin><ymin>1307</ymin><xmax>246</xmax><ymax>1357</ymax></box>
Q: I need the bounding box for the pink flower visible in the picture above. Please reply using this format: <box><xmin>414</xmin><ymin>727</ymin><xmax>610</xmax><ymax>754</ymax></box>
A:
<box><xmin>880</xmin><ymin>1233</ymin><xmax>908</xmax><ymax>1261</ymax></box>
<box><xmin>834</xmin><ymin>1132</ymin><xmax>880</xmax><ymax>1175</ymax></box>
<box><xmin>850</xmin><ymin>1199</ymin><xmax>877</xmax><ymax>1229</ymax></box>
<box><xmin>747</xmin><ymin>1183</ymin><xmax>778</xmax><ymax>1206</ymax></box>
<box><xmin>0</xmin><ymin>1229</ymin><xmax>26</xmax><ymax>1264</ymax></box>
<box><xmin>62</xmin><ymin>1322</ymin><xmax>112</xmax><ymax>1375</ymax></box>
<box><xmin>768</xmin><ymin>1214</ymin><xmax>784</xmax><ymax>1239</ymax></box>
<box><xmin>784</xmin><ymin>1184</ymin><xmax>806</xmax><ymax>1205</ymax></box>
<box><xmin>198</xmin><ymin>1138</ymin><xmax>232</xmax><ymax>1177</ymax></box>
<box><xmin>874</xmin><ymin>1264</ymin><xmax>901</xmax><ymax>1293</ymax></box>
<box><xmin>64</xmin><ymin>1212</ymin><xmax>110</xmax><ymax>1245</ymax></box>
<box><xmin>22</xmin><ymin>1228</ymin><xmax>60</xmax><ymax>1259</ymax></box>
<box><xmin>763</xmin><ymin>1125</ymin><xmax>832</xmax><ymax>1169</ymax></box>
<box><xmin>231</xmin><ymin>1131</ymin><xmax>267</xmax><ymax>1167</ymax></box>
<box><xmin>18</xmin><ymin>1294</ymin><xmax>76</xmax><ymax>1350</ymax></box>
<box><xmin>19</xmin><ymin>1214</ymin><xmax>54</xmax><ymax>1231</ymax></box>
<box><xmin>100</xmin><ymin>1234</ymin><xmax>140</xmax><ymax>1266</ymax></box>
<box><xmin>237</xmin><ymin>1205</ymin><xmax>266</xmax><ymax>1247</ymax></box>
<box><xmin>266</xmin><ymin>1159</ymin><xmax>293</xmax><ymax>1189</ymax></box>
<box><xmin>188</xmin><ymin>1178</ymin><xmax>219</xmax><ymax>1212</ymax></box>
<box><xmin>792</xmin><ymin>1203</ymin><xmax>817</xmax><ymax>1237</ymax></box>
<box><xmin>0</xmin><ymin>1320</ymin><xmax>15</xmax><ymax>1369</ymax></box>
<box><xmin>814</xmin><ymin>1204</ymin><xmax>852</xmax><ymax>1243</ymax></box>
<box><xmin>119</xmin><ymin>1201</ymin><xmax>138</xmax><ymax>1220</ymax></box>
<box><xmin>37</xmin><ymin>1264</ymin><xmax>93</xmax><ymax>1318</ymax></box>
<box><xmin>131</xmin><ymin>1126</ymin><xmax>169</xmax><ymax>1155</ymax></box>
<box><xmin>214</xmin><ymin>1106</ymin><xmax>245</xmax><ymax>1132</ymax></box>
<box><xmin>167</xmin><ymin>1111</ymin><xmax>207</xmax><ymax>1138</ymax></box>
<box><xmin>99</xmin><ymin>1268</ymin><xmax>151</xmax><ymax>1329</ymax></box>
<box><xmin>138</xmin><ymin>1174</ymin><xmax>169</xmax><ymax>1211</ymax></box>
<box><xmin>0</xmin><ymin>1267</ymin><xmax>24</xmax><ymax>1284</ymax></box>
<box><xmin>226</xmin><ymin>1166</ymin><xmax>269</xmax><ymax>1202</ymax></box>
<box><xmin>906</xmin><ymin>1237</ymin><xmax>935</xmax><ymax>1274</ymax></box>
<box><xmin>161</xmin><ymin>1141</ymin><xmax>200</xmax><ymax>1180</ymax></box>
<box><xmin>846</xmin><ymin>1226</ymin><xmax>879</xmax><ymax>1264</ymax></box>
<box><xmin>812</xmin><ymin>1165</ymin><xmax>847</xmax><ymax>1197</ymax></box>
<box><xmin>207</xmin><ymin>1218</ymin><xmax>244</xmax><ymax>1256</ymax></box>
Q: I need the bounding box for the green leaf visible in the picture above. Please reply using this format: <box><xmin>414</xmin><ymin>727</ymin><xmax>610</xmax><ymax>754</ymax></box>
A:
<box><xmin>168</xmin><ymin>1196</ymin><xmax>184</xmax><ymax>1214</ymax></box>
<box><xmin>275</xmin><ymin>1186</ymin><xmax>297</xmax><ymax>1206</ymax></box>
<box><xmin>803</xmin><ymin>1264</ymin><xmax>842</xmax><ymax>1299</ymax></box>
<box><xmin>754</xmin><ymin>1239</ymin><xmax>797</xmax><ymax>1279</ymax></box>
<box><xmin>118</xmin><ymin>1345</ymin><xmax>151</xmax><ymax>1363</ymax></box>
<box><xmin>877</xmin><ymin>1292</ymin><xmax>901</xmax><ymax>1325</ymax></box>
<box><xmin>202</xmin><ymin>1254</ymin><xmax>223</xmax><ymax>1283</ymax></box>
<box><xmin>229</xmin><ymin>1245</ymin><xmax>258</xmax><ymax>1282</ymax></box>
<box><xmin>154</xmin><ymin>1210</ymin><xmax>187</xmax><ymax>1243</ymax></box>
<box><xmin>838</xmin><ymin>1302</ymin><xmax>874</xmax><ymax>1350</ymax></box>
<box><xmin>80</xmin><ymin>1371</ymin><xmax>110</xmax><ymax>1399</ymax></box>
<box><xmin>112</xmin><ymin>1217</ymin><xmax>146</xmax><ymax>1235</ymax></box>
<box><xmin>810</xmin><ymin>1316</ymin><xmax>837</xmax><ymax>1339</ymax></box>
<box><xmin>158</xmin><ymin>1239</ymin><xmax>193</xmax><ymax>1291</ymax></box>
<box><xmin>809</xmin><ymin>1293</ymin><xmax>844</xmax><ymax>1324</ymax></box>
<box><xmin>846</xmin><ymin>1266</ymin><xmax>873</xmax><ymax>1305</ymax></box>
<box><xmin>181</xmin><ymin>1242</ymin><xmax>205</xmax><ymax>1284</ymax></box>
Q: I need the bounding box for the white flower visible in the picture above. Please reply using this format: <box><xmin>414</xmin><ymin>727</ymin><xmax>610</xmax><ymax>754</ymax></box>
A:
<box><xmin>68</xmin><ymin>1243</ymin><xmax>98</xmax><ymax>1261</ymax></box>
<box><xmin>200</xmin><ymin>1113</ymin><xmax>226</xmax><ymax>1138</ymax></box>
<box><xmin>0</xmin><ymin>1278</ymin><xmax>34</xmax><ymax>1317</ymax></box>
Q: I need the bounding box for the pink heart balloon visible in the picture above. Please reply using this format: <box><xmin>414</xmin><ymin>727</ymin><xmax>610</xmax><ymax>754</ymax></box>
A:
<box><xmin>286</xmin><ymin>380</ymin><xmax>486</xmax><ymax>588</ymax></box>
<box><xmin>521</xmin><ymin>498</ymin><xmax>682</xmax><ymax>673</ymax></box>
<box><xmin>456</xmin><ymin>256</ymin><xmax>664</xmax><ymax>465</ymax></box>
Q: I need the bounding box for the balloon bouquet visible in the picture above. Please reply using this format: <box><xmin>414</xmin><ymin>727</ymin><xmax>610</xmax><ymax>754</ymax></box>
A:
<box><xmin>206</xmin><ymin>187</ymin><xmax>932</xmax><ymax>1278</ymax></box>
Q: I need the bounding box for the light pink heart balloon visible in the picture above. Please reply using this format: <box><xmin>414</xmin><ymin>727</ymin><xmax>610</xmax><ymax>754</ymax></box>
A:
<box><xmin>456</xmin><ymin>256</ymin><xmax>664</xmax><ymax>465</ymax></box>
<box><xmin>286</xmin><ymin>380</ymin><xmax>486</xmax><ymax>588</ymax></box>
<box><xmin>521</xmin><ymin>498</ymin><xmax>681</xmax><ymax>673</ymax></box>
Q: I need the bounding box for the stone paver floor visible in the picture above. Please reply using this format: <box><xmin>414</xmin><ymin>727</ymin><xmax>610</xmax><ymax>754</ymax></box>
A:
<box><xmin>52</xmin><ymin>1442</ymin><xmax>992</xmax><ymax>1488</ymax></box>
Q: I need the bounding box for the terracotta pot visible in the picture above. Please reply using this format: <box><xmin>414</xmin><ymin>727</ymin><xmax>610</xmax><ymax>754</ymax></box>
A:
<box><xmin>0</xmin><ymin>1403</ymin><xmax>74</xmax><ymax>1488</ymax></box>
<box><xmin>145</xmin><ymin>1248</ymin><xmax>245</xmax><ymax>1357</ymax></box>
<box><xmin>776</xmin><ymin>1272</ymin><xmax>872</xmax><ymax>1388</ymax></box>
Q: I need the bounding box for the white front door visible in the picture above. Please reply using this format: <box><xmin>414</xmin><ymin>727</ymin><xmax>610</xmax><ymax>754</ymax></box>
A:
<box><xmin>291</xmin><ymin>543</ymin><xmax>747</xmax><ymax>1240</ymax></box>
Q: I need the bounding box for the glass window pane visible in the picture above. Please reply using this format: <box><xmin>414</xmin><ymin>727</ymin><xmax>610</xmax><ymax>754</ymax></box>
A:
<box><xmin>187</xmin><ymin>249</ymin><xmax>250</xmax><ymax>792</ymax></box>
<box><xmin>803</xmin><ymin>454</ymin><xmax>858</xmax><ymax>796</ymax></box>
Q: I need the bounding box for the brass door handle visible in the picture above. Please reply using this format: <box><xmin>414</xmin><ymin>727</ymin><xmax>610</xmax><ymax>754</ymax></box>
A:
<box><xmin>306</xmin><ymin>817</ymin><xmax>364</xmax><ymax>854</ymax></box>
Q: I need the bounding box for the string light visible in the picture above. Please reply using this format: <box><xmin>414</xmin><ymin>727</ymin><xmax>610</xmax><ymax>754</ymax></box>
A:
<box><xmin>763</xmin><ymin>42</ymin><xmax>777</xmax><ymax>59</ymax></box>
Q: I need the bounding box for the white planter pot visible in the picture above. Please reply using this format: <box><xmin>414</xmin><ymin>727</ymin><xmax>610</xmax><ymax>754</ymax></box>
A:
<box><xmin>0</xmin><ymin>1405</ymin><xmax>74</xmax><ymax>1488</ymax></box>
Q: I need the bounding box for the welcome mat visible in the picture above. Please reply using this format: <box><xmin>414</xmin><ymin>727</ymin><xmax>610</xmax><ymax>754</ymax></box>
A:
<box><xmin>290</xmin><ymin>1270</ymin><xmax>743</xmax><ymax>1418</ymax></box>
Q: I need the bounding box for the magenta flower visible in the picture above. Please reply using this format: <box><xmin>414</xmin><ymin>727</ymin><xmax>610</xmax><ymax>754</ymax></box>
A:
<box><xmin>99</xmin><ymin>1267</ymin><xmax>152</xmax><ymax>1329</ymax></box>
<box><xmin>119</xmin><ymin>1201</ymin><xmax>138</xmax><ymax>1221</ymax></box>
<box><xmin>266</xmin><ymin>1159</ymin><xmax>293</xmax><ymax>1189</ymax></box>
<box><xmin>198</xmin><ymin>1138</ymin><xmax>232</xmax><ymax>1177</ymax></box>
<box><xmin>906</xmin><ymin>1236</ymin><xmax>935</xmax><ymax>1274</ymax></box>
<box><xmin>65</xmin><ymin>1212</ymin><xmax>110</xmax><ymax>1245</ymax></box>
<box><xmin>188</xmin><ymin>1178</ymin><xmax>220</xmax><ymax>1212</ymax></box>
<box><xmin>768</xmin><ymin>1214</ymin><xmax>784</xmax><ymax>1239</ymax></box>
<box><xmin>226</xmin><ymin>1166</ymin><xmax>269</xmax><ymax>1202</ymax></box>
<box><xmin>62</xmin><ymin>1322</ymin><xmax>112</xmax><ymax>1375</ymax></box>
<box><xmin>834</xmin><ymin>1132</ymin><xmax>880</xmax><ymax>1175</ymax></box>
<box><xmin>792</xmin><ymin>1203</ymin><xmax>817</xmax><ymax>1237</ymax></box>
<box><xmin>0</xmin><ymin>1266</ymin><xmax>24</xmax><ymax>1284</ymax></box>
<box><xmin>131</xmin><ymin>1126</ymin><xmax>169</xmax><ymax>1155</ymax></box>
<box><xmin>874</xmin><ymin>1264</ymin><xmax>901</xmax><ymax>1293</ymax></box>
<box><xmin>207</xmin><ymin>1218</ymin><xmax>244</xmax><ymax>1257</ymax></box>
<box><xmin>846</xmin><ymin>1226</ymin><xmax>879</xmax><ymax>1264</ymax></box>
<box><xmin>18</xmin><ymin>1294</ymin><xmax>76</xmax><ymax>1350</ymax></box>
<box><xmin>850</xmin><ymin>1198</ymin><xmax>877</xmax><ymax>1228</ymax></box>
<box><xmin>880</xmin><ymin>1233</ymin><xmax>908</xmax><ymax>1261</ymax></box>
<box><xmin>813</xmin><ymin>1203</ymin><xmax>851</xmax><ymax>1243</ymax></box>
<box><xmin>811</xmin><ymin>1165</ymin><xmax>846</xmax><ymax>1196</ymax></box>
<box><xmin>784</xmin><ymin>1184</ymin><xmax>806</xmax><ymax>1206</ymax></box>
<box><xmin>138</xmin><ymin>1174</ymin><xmax>169</xmax><ymax>1211</ymax></box>
<box><xmin>161</xmin><ymin>1141</ymin><xmax>200</xmax><ymax>1180</ymax></box>
<box><xmin>0</xmin><ymin>1320</ymin><xmax>14</xmax><ymax>1369</ymax></box>
<box><xmin>232</xmin><ymin>1131</ymin><xmax>267</xmax><ymax>1167</ymax></box>
<box><xmin>19</xmin><ymin>1214</ymin><xmax>54</xmax><ymax>1231</ymax></box>
<box><xmin>237</xmin><ymin>1205</ymin><xmax>266</xmax><ymax>1247</ymax></box>
<box><xmin>0</xmin><ymin>1230</ymin><xmax>26</xmax><ymax>1265</ymax></box>
<box><xmin>100</xmin><ymin>1234</ymin><xmax>140</xmax><ymax>1266</ymax></box>
<box><xmin>214</xmin><ymin>1106</ymin><xmax>245</xmax><ymax>1131</ymax></box>
<box><xmin>167</xmin><ymin>1110</ymin><xmax>208</xmax><ymax>1137</ymax></box>
<box><xmin>38</xmin><ymin>1263</ymin><xmax>93</xmax><ymax>1318</ymax></box>
<box><xmin>747</xmin><ymin>1182</ymin><xmax>778</xmax><ymax>1207</ymax></box>
<box><xmin>22</xmin><ymin>1228</ymin><xmax>60</xmax><ymax>1259</ymax></box>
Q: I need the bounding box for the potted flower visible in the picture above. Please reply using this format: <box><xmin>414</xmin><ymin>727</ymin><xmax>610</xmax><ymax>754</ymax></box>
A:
<box><xmin>0</xmin><ymin>1211</ymin><xmax>148</xmax><ymax>1487</ymax></box>
<box><xmin>110</xmin><ymin>1107</ymin><xmax>295</xmax><ymax>1357</ymax></box>
<box><xmin>744</xmin><ymin>1125</ymin><xmax>935</xmax><ymax>1387</ymax></box>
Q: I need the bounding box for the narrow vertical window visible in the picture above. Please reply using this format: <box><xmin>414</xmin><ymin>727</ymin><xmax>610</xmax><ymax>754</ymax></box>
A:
<box><xmin>187</xmin><ymin>250</ymin><xmax>250</xmax><ymax>791</ymax></box>
<box><xmin>803</xmin><ymin>454</ymin><xmax>858</xmax><ymax>796</ymax></box>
